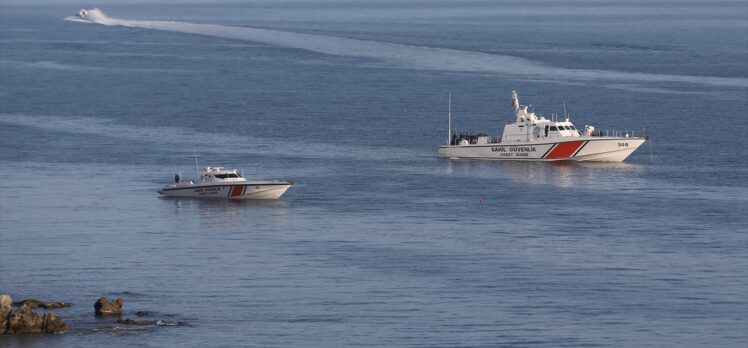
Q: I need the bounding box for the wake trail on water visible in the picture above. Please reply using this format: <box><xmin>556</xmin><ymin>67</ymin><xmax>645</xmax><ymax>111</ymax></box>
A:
<box><xmin>0</xmin><ymin>113</ymin><xmax>430</xmax><ymax>161</ymax></box>
<box><xmin>5</xmin><ymin>112</ymin><xmax>747</xmax><ymax>201</ymax></box>
<box><xmin>64</xmin><ymin>8</ymin><xmax>748</xmax><ymax>88</ymax></box>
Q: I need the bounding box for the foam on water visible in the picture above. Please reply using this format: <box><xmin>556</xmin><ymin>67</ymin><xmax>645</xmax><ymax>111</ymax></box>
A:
<box><xmin>0</xmin><ymin>113</ymin><xmax>428</xmax><ymax>161</ymax></box>
<box><xmin>0</xmin><ymin>58</ymin><xmax>186</xmax><ymax>73</ymax></box>
<box><xmin>63</xmin><ymin>8</ymin><xmax>114</xmax><ymax>25</ymax></box>
<box><xmin>65</xmin><ymin>8</ymin><xmax>748</xmax><ymax>89</ymax></box>
<box><xmin>0</xmin><ymin>59</ymin><xmax>93</xmax><ymax>71</ymax></box>
<box><xmin>2</xmin><ymin>113</ymin><xmax>746</xmax><ymax>204</ymax></box>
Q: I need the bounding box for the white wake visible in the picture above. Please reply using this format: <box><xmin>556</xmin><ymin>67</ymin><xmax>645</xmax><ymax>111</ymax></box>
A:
<box><xmin>65</xmin><ymin>8</ymin><xmax>748</xmax><ymax>88</ymax></box>
<box><xmin>0</xmin><ymin>113</ymin><xmax>428</xmax><ymax>161</ymax></box>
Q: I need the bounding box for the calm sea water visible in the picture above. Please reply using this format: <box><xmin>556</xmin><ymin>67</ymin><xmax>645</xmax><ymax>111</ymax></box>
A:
<box><xmin>1</xmin><ymin>1</ymin><xmax>747</xmax><ymax>347</ymax></box>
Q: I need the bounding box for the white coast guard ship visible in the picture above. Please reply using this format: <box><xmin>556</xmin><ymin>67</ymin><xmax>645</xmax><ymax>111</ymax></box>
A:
<box><xmin>438</xmin><ymin>91</ymin><xmax>646</xmax><ymax>162</ymax></box>
<box><xmin>159</xmin><ymin>166</ymin><xmax>293</xmax><ymax>199</ymax></box>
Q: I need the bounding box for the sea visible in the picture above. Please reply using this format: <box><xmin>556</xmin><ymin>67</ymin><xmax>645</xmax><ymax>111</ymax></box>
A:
<box><xmin>0</xmin><ymin>1</ymin><xmax>746</xmax><ymax>347</ymax></box>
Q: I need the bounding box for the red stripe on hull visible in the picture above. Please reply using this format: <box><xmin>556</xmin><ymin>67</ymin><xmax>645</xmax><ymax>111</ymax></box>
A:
<box><xmin>545</xmin><ymin>140</ymin><xmax>585</xmax><ymax>159</ymax></box>
<box><xmin>230</xmin><ymin>185</ymin><xmax>244</xmax><ymax>197</ymax></box>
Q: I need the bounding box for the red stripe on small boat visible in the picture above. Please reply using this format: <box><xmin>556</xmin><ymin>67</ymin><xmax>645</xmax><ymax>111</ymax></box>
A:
<box><xmin>230</xmin><ymin>185</ymin><xmax>244</xmax><ymax>197</ymax></box>
<box><xmin>545</xmin><ymin>140</ymin><xmax>586</xmax><ymax>159</ymax></box>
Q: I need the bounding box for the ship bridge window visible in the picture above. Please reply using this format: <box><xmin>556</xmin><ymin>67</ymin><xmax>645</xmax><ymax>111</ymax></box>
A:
<box><xmin>215</xmin><ymin>173</ymin><xmax>240</xmax><ymax>179</ymax></box>
<box><xmin>550</xmin><ymin>126</ymin><xmax>558</xmax><ymax>131</ymax></box>
<box><xmin>569</xmin><ymin>125</ymin><xmax>577</xmax><ymax>130</ymax></box>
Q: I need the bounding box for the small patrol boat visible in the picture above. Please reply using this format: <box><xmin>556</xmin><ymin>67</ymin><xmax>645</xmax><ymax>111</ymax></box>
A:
<box><xmin>438</xmin><ymin>91</ymin><xmax>646</xmax><ymax>162</ymax></box>
<box><xmin>159</xmin><ymin>166</ymin><xmax>293</xmax><ymax>199</ymax></box>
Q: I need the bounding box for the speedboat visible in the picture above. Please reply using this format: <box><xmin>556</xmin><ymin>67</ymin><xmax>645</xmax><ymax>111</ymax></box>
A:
<box><xmin>438</xmin><ymin>90</ymin><xmax>646</xmax><ymax>162</ymax></box>
<box><xmin>158</xmin><ymin>166</ymin><xmax>293</xmax><ymax>199</ymax></box>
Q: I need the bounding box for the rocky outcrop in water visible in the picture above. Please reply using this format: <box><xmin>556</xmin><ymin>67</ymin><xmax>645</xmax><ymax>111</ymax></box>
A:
<box><xmin>15</xmin><ymin>299</ymin><xmax>71</xmax><ymax>309</ymax></box>
<box><xmin>94</xmin><ymin>297</ymin><xmax>123</xmax><ymax>316</ymax></box>
<box><xmin>2</xmin><ymin>293</ymin><xmax>183</xmax><ymax>335</ymax></box>
<box><xmin>0</xmin><ymin>295</ymin><xmax>12</xmax><ymax>334</ymax></box>
<box><xmin>116</xmin><ymin>318</ymin><xmax>151</xmax><ymax>325</ymax></box>
<box><xmin>0</xmin><ymin>295</ymin><xmax>69</xmax><ymax>334</ymax></box>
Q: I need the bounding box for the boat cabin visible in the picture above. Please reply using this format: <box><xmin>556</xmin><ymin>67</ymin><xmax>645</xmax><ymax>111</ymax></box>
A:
<box><xmin>500</xmin><ymin>91</ymin><xmax>591</xmax><ymax>143</ymax></box>
<box><xmin>450</xmin><ymin>91</ymin><xmax>597</xmax><ymax>145</ymax></box>
<box><xmin>199</xmin><ymin>167</ymin><xmax>246</xmax><ymax>183</ymax></box>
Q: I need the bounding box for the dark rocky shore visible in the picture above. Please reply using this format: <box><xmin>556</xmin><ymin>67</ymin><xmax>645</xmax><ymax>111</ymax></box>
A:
<box><xmin>0</xmin><ymin>295</ymin><xmax>68</xmax><ymax>334</ymax></box>
<box><xmin>1</xmin><ymin>294</ymin><xmax>184</xmax><ymax>336</ymax></box>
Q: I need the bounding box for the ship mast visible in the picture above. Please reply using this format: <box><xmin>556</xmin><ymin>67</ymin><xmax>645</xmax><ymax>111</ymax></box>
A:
<box><xmin>448</xmin><ymin>92</ymin><xmax>452</xmax><ymax>145</ymax></box>
<box><xmin>193</xmin><ymin>150</ymin><xmax>200</xmax><ymax>179</ymax></box>
<box><xmin>511</xmin><ymin>90</ymin><xmax>522</xmax><ymax>122</ymax></box>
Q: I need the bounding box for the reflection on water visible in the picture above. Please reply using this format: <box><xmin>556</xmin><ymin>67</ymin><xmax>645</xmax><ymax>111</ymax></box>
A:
<box><xmin>445</xmin><ymin>159</ymin><xmax>645</xmax><ymax>189</ymax></box>
<box><xmin>160</xmin><ymin>197</ymin><xmax>291</xmax><ymax>229</ymax></box>
<box><xmin>162</xmin><ymin>196</ymin><xmax>291</xmax><ymax>209</ymax></box>
<box><xmin>160</xmin><ymin>197</ymin><xmax>292</xmax><ymax>229</ymax></box>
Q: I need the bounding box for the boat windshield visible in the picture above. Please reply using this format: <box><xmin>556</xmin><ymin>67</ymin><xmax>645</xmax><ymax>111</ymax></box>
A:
<box><xmin>214</xmin><ymin>173</ymin><xmax>240</xmax><ymax>179</ymax></box>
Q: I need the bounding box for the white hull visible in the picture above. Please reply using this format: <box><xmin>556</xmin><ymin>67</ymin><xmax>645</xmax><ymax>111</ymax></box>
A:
<box><xmin>439</xmin><ymin>137</ymin><xmax>645</xmax><ymax>162</ymax></box>
<box><xmin>159</xmin><ymin>181</ymin><xmax>292</xmax><ymax>199</ymax></box>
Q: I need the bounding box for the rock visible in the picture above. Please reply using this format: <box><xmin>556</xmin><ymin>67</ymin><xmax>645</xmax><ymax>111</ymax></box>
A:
<box><xmin>41</xmin><ymin>311</ymin><xmax>69</xmax><ymax>333</ymax></box>
<box><xmin>1</xmin><ymin>294</ymin><xmax>12</xmax><ymax>334</ymax></box>
<box><xmin>116</xmin><ymin>318</ymin><xmax>151</xmax><ymax>325</ymax></box>
<box><xmin>42</xmin><ymin>302</ymin><xmax>71</xmax><ymax>309</ymax></box>
<box><xmin>94</xmin><ymin>297</ymin><xmax>123</xmax><ymax>316</ymax></box>
<box><xmin>7</xmin><ymin>304</ymin><xmax>43</xmax><ymax>334</ymax></box>
<box><xmin>135</xmin><ymin>311</ymin><xmax>151</xmax><ymax>317</ymax></box>
<box><xmin>5</xmin><ymin>304</ymin><xmax>68</xmax><ymax>334</ymax></box>
<box><xmin>0</xmin><ymin>295</ymin><xmax>12</xmax><ymax>307</ymax></box>
<box><xmin>16</xmin><ymin>299</ymin><xmax>71</xmax><ymax>309</ymax></box>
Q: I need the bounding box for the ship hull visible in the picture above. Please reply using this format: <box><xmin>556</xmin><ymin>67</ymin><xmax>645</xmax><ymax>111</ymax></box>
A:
<box><xmin>159</xmin><ymin>182</ymin><xmax>292</xmax><ymax>199</ymax></box>
<box><xmin>438</xmin><ymin>137</ymin><xmax>645</xmax><ymax>162</ymax></box>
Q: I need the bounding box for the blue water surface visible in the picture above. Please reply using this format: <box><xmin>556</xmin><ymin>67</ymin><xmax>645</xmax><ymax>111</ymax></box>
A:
<box><xmin>1</xmin><ymin>1</ymin><xmax>746</xmax><ymax>347</ymax></box>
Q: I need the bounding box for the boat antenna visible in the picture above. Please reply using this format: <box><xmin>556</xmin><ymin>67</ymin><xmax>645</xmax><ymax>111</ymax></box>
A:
<box><xmin>193</xmin><ymin>150</ymin><xmax>200</xmax><ymax>179</ymax></box>
<box><xmin>563</xmin><ymin>101</ymin><xmax>568</xmax><ymax>121</ymax></box>
<box><xmin>648</xmin><ymin>136</ymin><xmax>654</xmax><ymax>163</ymax></box>
<box><xmin>448</xmin><ymin>91</ymin><xmax>452</xmax><ymax>145</ymax></box>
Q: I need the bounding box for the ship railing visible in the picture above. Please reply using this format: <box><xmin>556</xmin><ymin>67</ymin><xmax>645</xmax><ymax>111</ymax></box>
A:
<box><xmin>590</xmin><ymin>129</ymin><xmax>640</xmax><ymax>138</ymax></box>
<box><xmin>451</xmin><ymin>133</ymin><xmax>499</xmax><ymax>145</ymax></box>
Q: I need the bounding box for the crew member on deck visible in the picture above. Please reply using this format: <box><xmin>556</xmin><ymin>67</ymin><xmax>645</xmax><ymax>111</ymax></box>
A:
<box><xmin>174</xmin><ymin>174</ymin><xmax>180</xmax><ymax>183</ymax></box>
